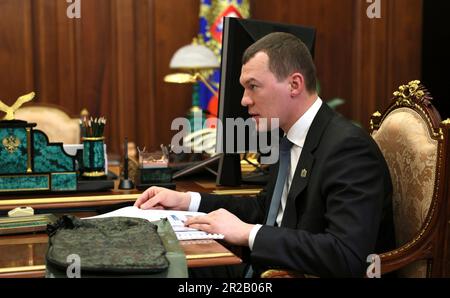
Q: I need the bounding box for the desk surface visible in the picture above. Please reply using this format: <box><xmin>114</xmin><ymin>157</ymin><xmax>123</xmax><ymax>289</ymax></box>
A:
<box><xmin>0</xmin><ymin>179</ymin><xmax>259</xmax><ymax>211</ymax></box>
<box><xmin>0</xmin><ymin>178</ymin><xmax>257</xmax><ymax>277</ymax></box>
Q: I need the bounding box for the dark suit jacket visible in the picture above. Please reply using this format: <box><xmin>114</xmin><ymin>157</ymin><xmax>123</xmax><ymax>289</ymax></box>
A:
<box><xmin>198</xmin><ymin>104</ymin><xmax>395</xmax><ymax>277</ymax></box>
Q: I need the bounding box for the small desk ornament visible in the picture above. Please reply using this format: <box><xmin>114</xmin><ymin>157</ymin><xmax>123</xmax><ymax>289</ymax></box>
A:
<box><xmin>80</xmin><ymin>117</ymin><xmax>107</xmax><ymax>178</ymax></box>
<box><xmin>135</xmin><ymin>145</ymin><xmax>175</xmax><ymax>190</ymax></box>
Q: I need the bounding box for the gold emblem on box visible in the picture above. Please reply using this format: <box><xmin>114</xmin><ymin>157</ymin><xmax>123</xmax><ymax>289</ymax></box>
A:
<box><xmin>2</xmin><ymin>135</ymin><xmax>20</xmax><ymax>154</ymax></box>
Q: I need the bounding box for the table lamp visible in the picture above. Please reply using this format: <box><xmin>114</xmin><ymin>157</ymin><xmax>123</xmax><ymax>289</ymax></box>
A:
<box><xmin>164</xmin><ymin>39</ymin><xmax>220</xmax><ymax>114</ymax></box>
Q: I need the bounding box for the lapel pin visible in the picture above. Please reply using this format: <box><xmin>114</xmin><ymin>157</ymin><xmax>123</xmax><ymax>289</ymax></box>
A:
<box><xmin>301</xmin><ymin>169</ymin><xmax>307</xmax><ymax>178</ymax></box>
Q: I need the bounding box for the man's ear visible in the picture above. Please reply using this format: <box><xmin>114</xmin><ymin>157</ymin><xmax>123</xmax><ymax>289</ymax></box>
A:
<box><xmin>289</xmin><ymin>73</ymin><xmax>305</xmax><ymax>97</ymax></box>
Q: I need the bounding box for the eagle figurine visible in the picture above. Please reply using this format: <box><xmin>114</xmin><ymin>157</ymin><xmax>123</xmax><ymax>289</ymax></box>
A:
<box><xmin>0</xmin><ymin>92</ymin><xmax>35</xmax><ymax>121</ymax></box>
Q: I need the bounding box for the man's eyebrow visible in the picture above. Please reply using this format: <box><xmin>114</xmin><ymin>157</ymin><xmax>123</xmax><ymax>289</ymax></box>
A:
<box><xmin>243</xmin><ymin>78</ymin><xmax>258</xmax><ymax>85</ymax></box>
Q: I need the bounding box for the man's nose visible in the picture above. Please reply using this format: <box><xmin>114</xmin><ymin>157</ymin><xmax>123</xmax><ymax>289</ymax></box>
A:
<box><xmin>241</xmin><ymin>92</ymin><xmax>252</xmax><ymax>107</ymax></box>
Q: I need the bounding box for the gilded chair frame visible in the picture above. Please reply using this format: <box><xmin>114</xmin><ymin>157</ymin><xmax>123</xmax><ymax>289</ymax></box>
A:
<box><xmin>370</xmin><ymin>80</ymin><xmax>450</xmax><ymax>277</ymax></box>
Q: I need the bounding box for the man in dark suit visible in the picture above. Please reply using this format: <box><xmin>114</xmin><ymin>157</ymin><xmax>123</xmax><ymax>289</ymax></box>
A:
<box><xmin>135</xmin><ymin>32</ymin><xmax>394</xmax><ymax>277</ymax></box>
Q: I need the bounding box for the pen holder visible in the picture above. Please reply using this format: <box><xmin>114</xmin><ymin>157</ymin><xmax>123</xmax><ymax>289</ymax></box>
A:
<box><xmin>82</xmin><ymin>137</ymin><xmax>106</xmax><ymax>178</ymax></box>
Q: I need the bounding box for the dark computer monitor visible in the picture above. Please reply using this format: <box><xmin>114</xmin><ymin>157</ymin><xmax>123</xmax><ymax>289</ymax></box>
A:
<box><xmin>173</xmin><ymin>17</ymin><xmax>316</xmax><ymax>186</ymax></box>
<box><xmin>215</xmin><ymin>17</ymin><xmax>316</xmax><ymax>186</ymax></box>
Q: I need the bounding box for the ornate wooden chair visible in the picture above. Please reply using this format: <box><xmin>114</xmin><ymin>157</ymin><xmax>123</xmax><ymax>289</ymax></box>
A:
<box><xmin>370</xmin><ymin>80</ymin><xmax>450</xmax><ymax>277</ymax></box>
<box><xmin>15</xmin><ymin>104</ymin><xmax>87</xmax><ymax>144</ymax></box>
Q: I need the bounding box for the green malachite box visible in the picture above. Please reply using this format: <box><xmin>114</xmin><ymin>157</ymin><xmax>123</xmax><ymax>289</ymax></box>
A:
<box><xmin>137</xmin><ymin>167</ymin><xmax>172</xmax><ymax>184</ymax></box>
<box><xmin>0</xmin><ymin>120</ymin><xmax>77</xmax><ymax>194</ymax></box>
<box><xmin>51</xmin><ymin>172</ymin><xmax>77</xmax><ymax>191</ymax></box>
<box><xmin>0</xmin><ymin>174</ymin><xmax>50</xmax><ymax>192</ymax></box>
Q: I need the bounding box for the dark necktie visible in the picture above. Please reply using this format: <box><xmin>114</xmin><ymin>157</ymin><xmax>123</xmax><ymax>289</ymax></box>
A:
<box><xmin>265</xmin><ymin>136</ymin><xmax>293</xmax><ymax>226</ymax></box>
<box><xmin>245</xmin><ymin>136</ymin><xmax>293</xmax><ymax>278</ymax></box>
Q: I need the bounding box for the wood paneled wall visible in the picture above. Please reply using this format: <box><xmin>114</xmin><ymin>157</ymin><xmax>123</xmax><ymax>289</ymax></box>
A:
<box><xmin>0</xmin><ymin>0</ymin><xmax>198</xmax><ymax>155</ymax></box>
<box><xmin>0</xmin><ymin>0</ymin><xmax>423</xmax><ymax>155</ymax></box>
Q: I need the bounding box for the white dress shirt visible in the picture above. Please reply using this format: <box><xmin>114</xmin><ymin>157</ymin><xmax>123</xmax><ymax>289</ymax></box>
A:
<box><xmin>189</xmin><ymin>97</ymin><xmax>323</xmax><ymax>250</ymax></box>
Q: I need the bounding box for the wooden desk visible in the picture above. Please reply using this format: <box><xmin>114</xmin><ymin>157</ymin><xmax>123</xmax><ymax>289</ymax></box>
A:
<box><xmin>0</xmin><ymin>178</ymin><xmax>254</xmax><ymax>278</ymax></box>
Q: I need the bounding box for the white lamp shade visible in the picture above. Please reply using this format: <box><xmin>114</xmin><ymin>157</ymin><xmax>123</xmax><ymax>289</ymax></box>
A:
<box><xmin>169</xmin><ymin>44</ymin><xmax>220</xmax><ymax>70</ymax></box>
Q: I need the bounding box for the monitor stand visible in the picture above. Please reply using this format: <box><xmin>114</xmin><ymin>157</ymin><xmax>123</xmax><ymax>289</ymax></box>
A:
<box><xmin>172</xmin><ymin>154</ymin><xmax>222</xmax><ymax>180</ymax></box>
<box><xmin>172</xmin><ymin>153</ymin><xmax>242</xmax><ymax>187</ymax></box>
<box><xmin>216</xmin><ymin>153</ymin><xmax>241</xmax><ymax>186</ymax></box>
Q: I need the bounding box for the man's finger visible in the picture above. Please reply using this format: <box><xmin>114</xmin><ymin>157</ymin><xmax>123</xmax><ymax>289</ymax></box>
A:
<box><xmin>134</xmin><ymin>194</ymin><xmax>146</xmax><ymax>207</ymax></box>
<box><xmin>187</xmin><ymin>223</ymin><xmax>212</xmax><ymax>233</ymax></box>
<box><xmin>134</xmin><ymin>187</ymin><xmax>157</xmax><ymax>207</ymax></box>
<box><xmin>134</xmin><ymin>189</ymin><xmax>151</xmax><ymax>207</ymax></box>
<box><xmin>185</xmin><ymin>215</ymin><xmax>210</xmax><ymax>225</ymax></box>
<box><xmin>140</xmin><ymin>192</ymin><xmax>163</xmax><ymax>210</ymax></box>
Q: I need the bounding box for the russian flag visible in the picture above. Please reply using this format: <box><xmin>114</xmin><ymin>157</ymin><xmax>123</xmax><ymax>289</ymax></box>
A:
<box><xmin>197</xmin><ymin>0</ymin><xmax>250</xmax><ymax>124</ymax></box>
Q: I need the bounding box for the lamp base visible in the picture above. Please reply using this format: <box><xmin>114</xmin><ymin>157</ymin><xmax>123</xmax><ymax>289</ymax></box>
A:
<box><xmin>118</xmin><ymin>179</ymin><xmax>135</xmax><ymax>190</ymax></box>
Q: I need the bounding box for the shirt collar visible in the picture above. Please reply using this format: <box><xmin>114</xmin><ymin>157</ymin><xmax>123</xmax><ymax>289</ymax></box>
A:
<box><xmin>286</xmin><ymin>97</ymin><xmax>323</xmax><ymax>148</ymax></box>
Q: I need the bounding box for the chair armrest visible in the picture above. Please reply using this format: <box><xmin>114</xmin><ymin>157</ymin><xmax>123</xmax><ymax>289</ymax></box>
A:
<box><xmin>260</xmin><ymin>269</ymin><xmax>307</xmax><ymax>278</ymax></box>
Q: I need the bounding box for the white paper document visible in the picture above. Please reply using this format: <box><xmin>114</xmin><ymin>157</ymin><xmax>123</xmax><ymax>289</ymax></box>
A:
<box><xmin>86</xmin><ymin>206</ymin><xmax>224</xmax><ymax>241</ymax></box>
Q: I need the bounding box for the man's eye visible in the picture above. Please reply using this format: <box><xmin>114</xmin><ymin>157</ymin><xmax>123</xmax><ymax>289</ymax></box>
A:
<box><xmin>250</xmin><ymin>84</ymin><xmax>257</xmax><ymax>90</ymax></box>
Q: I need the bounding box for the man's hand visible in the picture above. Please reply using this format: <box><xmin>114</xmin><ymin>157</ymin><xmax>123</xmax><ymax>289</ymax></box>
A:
<box><xmin>134</xmin><ymin>186</ymin><xmax>191</xmax><ymax>210</ymax></box>
<box><xmin>185</xmin><ymin>208</ymin><xmax>254</xmax><ymax>246</ymax></box>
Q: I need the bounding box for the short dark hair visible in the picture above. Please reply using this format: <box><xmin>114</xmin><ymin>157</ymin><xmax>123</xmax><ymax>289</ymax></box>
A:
<box><xmin>242</xmin><ymin>32</ymin><xmax>317</xmax><ymax>93</ymax></box>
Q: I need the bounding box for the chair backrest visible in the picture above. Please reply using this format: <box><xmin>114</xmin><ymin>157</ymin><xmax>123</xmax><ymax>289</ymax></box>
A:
<box><xmin>15</xmin><ymin>104</ymin><xmax>82</xmax><ymax>144</ymax></box>
<box><xmin>370</xmin><ymin>80</ymin><xmax>450</xmax><ymax>277</ymax></box>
